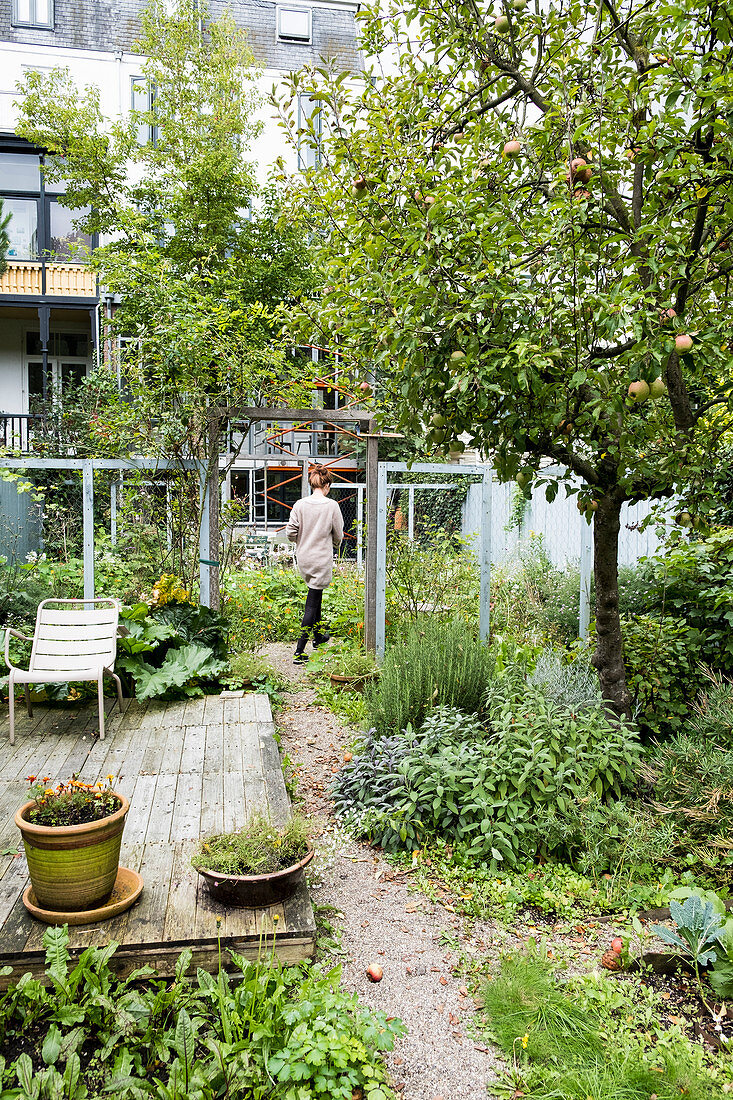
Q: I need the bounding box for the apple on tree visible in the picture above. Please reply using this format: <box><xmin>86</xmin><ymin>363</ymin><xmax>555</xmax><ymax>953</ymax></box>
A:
<box><xmin>628</xmin><ymin>380</ymin><xmax>650</xmax><ymax>402</ymax></box>
<box><xmin>675</xmin><ymin>333</ymin><xmax>693</xmax><ymax>352</ymax></box>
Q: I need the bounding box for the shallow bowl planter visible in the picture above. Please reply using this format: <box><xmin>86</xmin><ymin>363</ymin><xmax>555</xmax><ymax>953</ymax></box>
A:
<box><xmin>196</xmin><ymin>845</ymin><xmax>314</xmax><ymax>908</ymax></box>
<box><xmin>15</xmin><ymin>793</ymin><xmax>130</xmax><ymax>913</ymax></box>
<box><xmin>330</xmin><ymin>672</ymin><xmax>379</xmax><ymax>694</ymax></box>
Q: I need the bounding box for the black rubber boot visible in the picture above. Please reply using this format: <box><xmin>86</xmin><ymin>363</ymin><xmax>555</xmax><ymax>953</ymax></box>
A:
<box><xmin>293</xmin><ymin>631</ymin><xmax>310</xmax><ymax>663</ymax></box>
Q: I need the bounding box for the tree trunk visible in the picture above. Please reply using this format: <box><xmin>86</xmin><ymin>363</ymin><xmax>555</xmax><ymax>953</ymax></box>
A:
<box><xmin>591</xmin><ymin>491</ymin><xmax>632</xmax><ymax>718</ymax></box>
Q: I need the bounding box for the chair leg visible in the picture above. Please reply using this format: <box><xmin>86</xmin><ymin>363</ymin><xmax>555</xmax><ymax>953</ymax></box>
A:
<box><xmin>8</xmin><ymin>675</ymin><xmax>15</xmax><ymax>746</ymax></box>
<box><xmin>111</xmin><ymin>672</ymin><xmax>123</xmax><ymax>710</ymax></box>
<box><xmin>98</xmin><ymin>676</ymin><xmax>105</xmax><ymax>741</ymax></box>
<box><xmin>24</xmin><ymin>684</ymin><xmax>33</xmax><ymax>718</ymax></box>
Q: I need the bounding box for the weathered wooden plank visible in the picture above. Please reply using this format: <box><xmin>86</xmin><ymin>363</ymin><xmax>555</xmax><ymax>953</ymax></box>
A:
<box><xmin>259</xmin><ymin>731</ymin><xmax>291</xmax><ymax>828</ymax></box>
<box><xmin>193</xmin><ymin>860</ymin><xmax>235</xmax><ymax>941</ymax></box>
<box><xmin>221</xmin><ymin>696</ymin><xmax>241</xmax><ymax>725</ymax></box>
<box><xmin>178</xmin><ymin>725</ymin><xmax>206</xmax><ymax>775</ymax></box>
<box><xmin>159</xmin><ymin>720</ymin><xmax>184</xmax><ymax>777</ymax></box>
<box><xmin>241</xmin><ymin>728</ymin><xmax>266</xmax><ymax>819</ymax></box>
<box><xmin>239</xmin><ymin>693</ymin><xmax>258</xmax><ymax>722</ymax></box>
<box><xmin>203</xmin><ymin>694</ymin><xmax>227</xmax><ymax>723</ymax></box>
<box><xmin>203</xmin><ymin>721</ymin><xmax>224</xmax><ymax>775</ymax></box>
<box><xmin>121</xmin><ymin>773</ymin><xmax>157</xmax><ymax>845</ymax></box>
<box><xmin>169</xmin><ymin>771</ymin><xmax>203</xmax><ymax>841</ymax></box>
<box><xmin>0</xmin><ymin>935</ymin><xmax>316</xmax><ymax>989</ymax></box>
<box><xmin>282</xmin><ymin>880</ymin><xmax>317</xmax><ymax>939</ymax></box>
<box><xmin>182</xmin><ymin>697</ymin><xmax>207</xmax><ymax>726</ymax></box>
<box><xmin>0</xmin><ymin>853</ymin><xmax>28</xmax><ymax>932</ymax></box>
<box><xmin>124</xmin><ymin>841</ymin><xmax>175</xmax><ymax>946</ymax></box>
<box><xmin>199</xmin><ymin>761</ymin><xmax>224</xmax><ymax>838</ymax></box>
<box><xmin>140</xmin><ymin>723</ymin><xmax>169</xmax><ymax>776</ymax></box>
<box><xmin>222</xmin><ymin>770</ymin><xmax>246</xmax><ymax>834</ymax></box>
<box><xmin>1</xmin><ymin>891</ymin><xmax>35</xmax><ymax>956</ymax></box>
<box><xmin>144</xmin><ymin>771</ymin><xmax>178</xmax><ymax>844</ymax></box>
<box><xmin>222</xmin><ymin>723</ymin><xmax>243</xmax><ymax>774</ymax></box>
<box><xmin>163</xmin><ymin>840</ymin><xmax>199</xmax><ymax>942</ymax></box>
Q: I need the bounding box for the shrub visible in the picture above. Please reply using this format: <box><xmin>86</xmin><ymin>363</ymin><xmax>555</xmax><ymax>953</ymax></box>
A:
<box><xmin>365</xmin><ymin>618</ymin><xmax>494</xmax><ymax>736</ymax></box>
<box><xmin>637</xmin><ymin>528</ymin><xmax>733</xmax><ymax>677</ymax></box>
<box><xmin>640</xmin><ymin>734</ymin><xmax>733</xmax><ymax>862</ymax></box>
<box><xmin>688</xmin><ymin>668</ymin><xmax>733</xmax><ymax>745</ymax></box>
<box><xmin>529</xmin><ymin>650</ymin><xmax>601</xmax><ymax>713</ymax></box>
<box><xmin>620</xmin><ymin>613</ymin><xmax>703</xmax><ymax>739</ymax></box>
<box><xmin>334</xmin><ymin>695</ymin><xmax>641</xmax><ymax>869</ymax></box>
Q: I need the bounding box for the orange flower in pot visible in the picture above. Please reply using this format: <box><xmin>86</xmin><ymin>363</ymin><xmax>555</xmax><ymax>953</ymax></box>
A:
<box><xmin>15</xmin><ymin>774</ymin><xmax>130</xmax><ymax>913</ymax></box>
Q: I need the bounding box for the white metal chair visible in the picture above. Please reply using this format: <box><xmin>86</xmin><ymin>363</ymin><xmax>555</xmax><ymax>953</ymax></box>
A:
<box><xmin>4</xmin><ymin>598</ymin><xmax>123</xmax><ymax>745</ymax></box>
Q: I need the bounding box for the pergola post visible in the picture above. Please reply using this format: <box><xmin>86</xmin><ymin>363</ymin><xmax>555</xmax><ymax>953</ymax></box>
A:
<box><xmin>364</xmin><ymin>422</ymin><xmax>379</xmax><ymax>652</ymax></box>
<box><xmin>82</xmin><ymin>459</ymin><xmax>95</xmax><ymax>602</ymax></box>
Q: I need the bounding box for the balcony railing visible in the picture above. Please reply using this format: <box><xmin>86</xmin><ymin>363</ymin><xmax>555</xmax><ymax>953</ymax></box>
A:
<box><xmin>0</xmin><ymin>413</ymin><xmax>81</xmax><ymax>455</ymax></box>
<box><xmin>0</xmin><ymin>261</ymin><xmax>96</xmax><ymax>297</ymax></box>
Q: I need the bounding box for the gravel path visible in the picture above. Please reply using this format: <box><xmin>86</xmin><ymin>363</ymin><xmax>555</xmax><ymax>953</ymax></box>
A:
<box><xmin>263</xmin><ymin>643</ymin><xmax>503</xmax><ymax>1100</ymax></box>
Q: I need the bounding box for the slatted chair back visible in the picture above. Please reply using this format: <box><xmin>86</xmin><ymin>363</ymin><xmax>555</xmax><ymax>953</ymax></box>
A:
<box><xmin>29</xmin><ymin>599</ymin><xmax>121</xmax><ymax>678</ymax></box>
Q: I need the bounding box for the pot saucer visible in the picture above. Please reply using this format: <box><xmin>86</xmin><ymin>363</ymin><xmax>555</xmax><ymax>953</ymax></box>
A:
<box><xmin>22</xmin><ymin>867</ymin><xmax>144</xmax><ymax>925</ymax></box>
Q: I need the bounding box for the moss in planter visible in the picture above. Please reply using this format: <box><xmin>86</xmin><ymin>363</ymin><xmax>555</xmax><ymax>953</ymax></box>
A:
<box><xmin>192</xmin><ymin>814</ymin><xmax>310</xmax><ymax>876</ymax></box>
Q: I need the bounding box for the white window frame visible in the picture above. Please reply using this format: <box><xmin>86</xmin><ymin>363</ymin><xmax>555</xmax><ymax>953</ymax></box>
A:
<box><xmin>12</xmin><ymin>0</ymin><xmax>54</xmax><ymax>29</ymax></box>
<box><xmin>277</xmin><ymin>5</ymin><xmax>312</xmax><ymax>43</ymax></box>
<box><xmin>130</xmin><ymin>76</ymin><xmax>158</xmax><ymax>145</ymax></box>
<box><xmin>297</xmin><ymin>94</ymin><xmax>322</xmax><ymax>171</ymax></box>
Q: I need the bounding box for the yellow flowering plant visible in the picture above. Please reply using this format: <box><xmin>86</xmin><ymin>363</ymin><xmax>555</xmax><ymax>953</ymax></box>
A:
<box><xmin>25</xmin><ymin>773</ymin><xmax>120</xmax><ymax>827</ymax></box>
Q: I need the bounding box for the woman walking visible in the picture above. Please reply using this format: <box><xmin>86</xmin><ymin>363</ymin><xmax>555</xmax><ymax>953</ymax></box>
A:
<box><xmin>286</xmin><ymin>465</ymin><xmax>344</xmax><ymax>662</ymax></box>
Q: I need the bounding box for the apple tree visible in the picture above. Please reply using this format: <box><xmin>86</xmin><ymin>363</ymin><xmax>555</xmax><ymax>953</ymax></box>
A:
<box><xmin>276</xmin><ymin>0</ymin><xmax>733</xmax><ymax>715</ymax></box>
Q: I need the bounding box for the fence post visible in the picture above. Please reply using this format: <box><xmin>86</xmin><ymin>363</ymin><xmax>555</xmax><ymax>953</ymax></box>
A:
<box><xmin>579</xmin><ymin>515</ymin><xmax>593</xmax><ymax>639</ymax></box>
<box><xmin>408</xmin><ymin>485</ymin><xmax>415</xmax><ymax>541</ymax></box>
<box><xmin>375</xmin><ymin>461</ymin><xmax>388</xmax><ymax>660</ymax></box>
<box><xmin>82</xmin><ymin>460</ymin><xmax>95</xmax><ymax>602</ymax></box>
<box><xmin>199</xmin><ymin>462</ymin><xmax>211</xmax><ymax>608</ymax></box>
<box><xmin>478</xmin><ymin>468</ymin><xmax>492</xmax><ymax>643</ymax></box>
<box><xmin>364</xmin><ymin>425</ymin><xmax>379</xmax><ymax>652</ymax></box>
<box><xmin>356</xmin><ymin>486</ymin><xmax>364</xmax><ymax>569</ymax></box>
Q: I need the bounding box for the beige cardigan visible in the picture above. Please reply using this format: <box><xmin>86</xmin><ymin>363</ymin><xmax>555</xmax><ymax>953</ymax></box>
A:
<box><xmin>286</xmin><ymin>495</ymin><xmax>344</xmax><ymax>589</ymax></box>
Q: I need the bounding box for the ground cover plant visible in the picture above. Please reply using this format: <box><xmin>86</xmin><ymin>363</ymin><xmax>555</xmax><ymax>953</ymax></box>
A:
<box><xmin>0</xmin><ymin>926</ymin><xmax>404</xmax><ymax>1100</ymax></box>
<box><xmin>480</xmin><ymin>947</ymin><xmax>726</xmax><ymax>1099</ymax></box>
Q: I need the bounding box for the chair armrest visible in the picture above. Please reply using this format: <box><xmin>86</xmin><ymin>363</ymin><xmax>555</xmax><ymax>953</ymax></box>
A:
<box><xmin>4</xmin><ymin>628</ymin><xmax>33</xmax><ymax>668</ymax></box>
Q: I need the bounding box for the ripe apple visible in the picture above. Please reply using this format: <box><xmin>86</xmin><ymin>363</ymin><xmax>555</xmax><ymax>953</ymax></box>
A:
<box><xmin>516</xmin><ymin>469</ymin><xmax>532</xmax><ymax>489</ymax></box>
<box><xmin>494</xmin><ymin>14</ymin><xmax>510</xmax><ymax>31</ymax></box>
<box><xmin>660</xmin><ymin>306</ymin><xmax>677</xmax><ymax>323</ymax></box>
<box><xmin>675</xmin><ymin>333</ymin><xmax>693</xmax><ymax>353</ymax></box>
<box><xmin>611</xmin><ymin>937</ymin><xmax>623</xmax><ymax>954</ymax></box>
<box><xmin>511</xmin><ymin>0</ymin><xmax>527</xmax><ymax>9</ymax></box>
<box><xmin>366</xmin><ymin>963</ymin><xmax>383</xmax><ymax>982</ymax></box>
<box><xmin>359</xmin><ymin>381</ymin><xmax>371</xmax><ymax>394</ymax></box>
<box><xmin>628</xmin><ymin>380</ymin><xmax>650</xmax><ymax>402</ymax></box>
<box><xmin>503</xmin><ymin>140</ymin><xmax>521</xmax><ymax>158</ymax></box>
<box><xmin>649</xmin><ymin>377</ymin><xmax>667</xmax><ymax>399</ymax></box>
<box><xmin>450</xmin><ymin>349</ymin><xmax>466</xmax><ymax>361</ymax></box>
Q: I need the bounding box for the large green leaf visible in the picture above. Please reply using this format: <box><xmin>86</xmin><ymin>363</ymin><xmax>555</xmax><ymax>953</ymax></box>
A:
<box><xmin>133</xmin><ymin>643</ymin><xmax>226</xmax><ymax>701</ymax></box>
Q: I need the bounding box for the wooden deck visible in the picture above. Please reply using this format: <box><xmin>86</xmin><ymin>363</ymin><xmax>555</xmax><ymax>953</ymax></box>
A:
<box><xmin>0</xmin><ymin>692</ymin><xmax>316</xmax><ymax>984</ymax></box>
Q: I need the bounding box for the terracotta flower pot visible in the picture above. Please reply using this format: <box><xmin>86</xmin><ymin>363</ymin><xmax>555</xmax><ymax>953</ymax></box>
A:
<box><xmin>15</xmin><ymin>793</ymin><xmax>130</xmax><ymax>913</ymax></box>
<box><xmin>196</xmin><ymin>845</ymin><xmax>314</xmax><ymax>907</ymax></box>
<box><xmin>330</xmin><ymin>672</ymin><xmax>378</xmax><ymax>694</ymax></box>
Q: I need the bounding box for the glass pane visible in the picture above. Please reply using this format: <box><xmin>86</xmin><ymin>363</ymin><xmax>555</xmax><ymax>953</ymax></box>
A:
<box><xmin>5</xmin><ymin>197</ymin><xmax>38</xmax><ymax>259</ymax></box>
<box><xmin>131</xmin><ymin>77</ymin><xmax>152</xmax><ymax>145</ymax></box>
<box><xmin>57</xmin><ymin>333</ymin><xmax>89</xmax><ymax>357</ymax></box>
<box><xmin>61</xmin><ymin>362</ymin><xmax>87</xmax><ymax>394</ymax></box>
<box><xmin>47</xmin><ymin>201</ymin><xmax>92</xmax><ymax>261</ymax></box>
<box><xmin>0</xmin><ymin>152</ymin><xmax>40</xmax><ymax>192</ymax></box>
<box><xmin>27</xmin><ymin>362</ymin><xmax>51</xmax><ymax>403</ymax></box>
<box><xmin>231</xmin><ymin>471</ymin><xmax>251</xmax><ymax>502</ymax></box>
<box><xmin>13</xmin><ymin>0</ymin><xmax>32</xmax><ymax>23</ymax></box>
<box><xmin>279</xmin><ymin>7</ymin><xmax>310</xmax><ymax>39</ymax></box>
<box><xmin>26</xmin><ymin>332</ymin><xmax>42</xmax><ymax>355</ymax></box>
<box><xmin>35</xmin><ymin>0</ymin><xmax>53</xmax><ymax>25</ymax></box>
